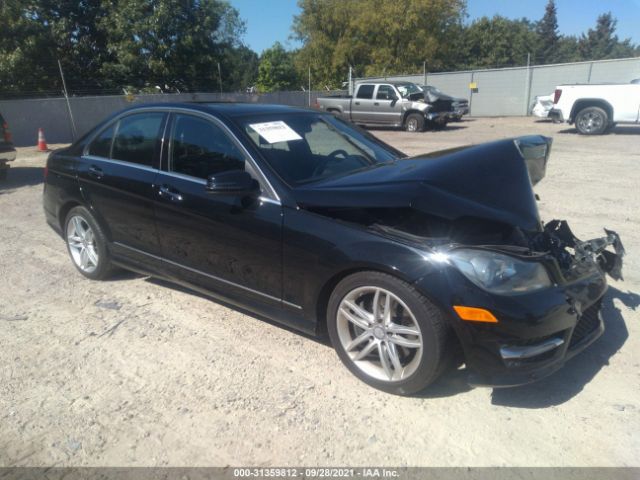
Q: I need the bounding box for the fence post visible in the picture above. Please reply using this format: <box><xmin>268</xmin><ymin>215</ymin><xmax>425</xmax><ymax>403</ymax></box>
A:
<box><xmin>468</xmin><ymin>71</ymin><xmax>475</xmax><ymax>116</ymax></box>
<box><xmin>523</xmin><ymin>54</ymin><xmax>531</xmax><ymax>116</ymax></box>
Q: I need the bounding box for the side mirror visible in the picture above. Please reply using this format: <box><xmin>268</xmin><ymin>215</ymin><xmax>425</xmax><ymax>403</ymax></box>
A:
<box><xmin>205</xmin><ymin>170</ymin><xmax>260</xmax><ymax>197</ymax></box>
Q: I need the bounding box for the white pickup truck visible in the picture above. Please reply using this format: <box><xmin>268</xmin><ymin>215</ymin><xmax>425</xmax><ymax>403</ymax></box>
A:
<box><xmin>548</xmin><ymin>79</ymin><xmax>640</xmax><ymax>134</ymax></box>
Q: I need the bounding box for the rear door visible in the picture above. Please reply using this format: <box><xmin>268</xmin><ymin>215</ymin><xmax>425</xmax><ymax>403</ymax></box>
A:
<box><xmin>78</xmin><ymin>111</ymin><xmax>166</xmax><ymax>256</ymax></box>
<box><xmin>350</xmin><ymin>84</ymin><xmax>377</xmax><ymax>124</ymax></box>
<box><xmin>153</xmin><ymin>112</ymin><xmax>283</xmax><ymax>307</ymax></box>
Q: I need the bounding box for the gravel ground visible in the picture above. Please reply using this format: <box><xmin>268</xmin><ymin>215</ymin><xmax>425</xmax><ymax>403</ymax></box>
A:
<box><xmin>1</xmin><ymin>117</ymin><xmax>639</xmax><ymax>467</ymax></box>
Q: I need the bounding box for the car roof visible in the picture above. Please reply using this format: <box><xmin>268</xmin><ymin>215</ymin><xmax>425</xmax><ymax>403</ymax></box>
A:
<box><xmin>120</xmin><ymin>102</ymin><xmax>317</xmax><ymax>119</ymax></box>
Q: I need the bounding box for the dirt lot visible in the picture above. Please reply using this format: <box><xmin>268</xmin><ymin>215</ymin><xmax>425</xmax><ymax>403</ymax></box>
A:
<box><xmin>1</xmin><ymin>117</ymin><xmax>639</xmax><ymax>467</ymax></box>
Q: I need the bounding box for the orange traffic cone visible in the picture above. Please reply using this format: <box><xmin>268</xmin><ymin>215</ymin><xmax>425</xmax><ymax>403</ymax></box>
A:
<box><xmin>38</xmin><ymin>128</ymin><xmax>49</xmax><ymax>152</ymax></box>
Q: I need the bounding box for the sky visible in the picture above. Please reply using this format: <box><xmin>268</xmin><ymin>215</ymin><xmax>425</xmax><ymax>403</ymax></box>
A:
<box><xmin>228</xmin><ymin>0</ymin><xmax>640</xmax><ymax>54</ymax></box>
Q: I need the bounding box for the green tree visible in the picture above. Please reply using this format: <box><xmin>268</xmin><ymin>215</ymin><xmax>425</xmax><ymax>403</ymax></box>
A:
<box><xmin>461</xmin><ymin>16</ymin><xmax>539</xmax><ymax>69</ymax></box>
<box><xmin>536</xmin><ymin>0</ymin><xmax>559</xmax><ymax>63</ymax></box>
<box><xmin>578</xmin><ymin>12</ymin><xmax>638</xmax><ymax>60</ymax></box>
<box><xmin>293</xmin><ymin>0</ymin><xmax>466</xmax><ymax>88</ymax></box>
<box><xmin>98</xmin><ymin>0</ymin><xmax>246</xmax><ymax>92</ymax></box>
<box><xmin>0</xmin><ymin>0</ymin><xmax>108</xmax><ymax>95</ymax></box>
<box><xmin>0</xmin><ymin>0</ymin><xmax>250</xmax><ymax>96</ymax></box>
<box><xmin>224</xmin><ymin>45</ymin><xmax>259</xmax><ymax>92</ymax></box>
<box><xmin>255</xmin><ymin>42</ymin><xmax>299</xmax><ymax>92</ymax></box>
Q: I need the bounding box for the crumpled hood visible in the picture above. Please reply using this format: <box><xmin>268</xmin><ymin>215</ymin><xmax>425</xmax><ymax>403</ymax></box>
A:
<box><xmin>294</xmin><ymin>136</ymin><xmax>552</xmax><ymax>232</ymax></box>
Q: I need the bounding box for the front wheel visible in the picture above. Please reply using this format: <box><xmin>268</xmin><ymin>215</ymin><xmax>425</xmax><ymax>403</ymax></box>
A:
<box><xmin>327</xmin><ymin>271</ymin><xmax>449</xmax><ymax>395</ymax></box>
<box><xmin>65</xmin><ymin>206</ymin><xmax>113</xmax><ymax>280</ymax></box>
<box><xmin>575</xmin><ymin>106</ymin><xmax>608</xmax><ymax>135</ymax></box>
<box><xmin>404</xmin><ymin>113</ymin><xmax>424</xmax><ymax>132</ymax></box>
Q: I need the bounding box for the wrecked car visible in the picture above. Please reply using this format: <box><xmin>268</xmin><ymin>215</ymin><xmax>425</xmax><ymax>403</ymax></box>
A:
<box><xmin>317</xmin><ymin>81</ymin><xmax>452</xmax><ymax>131</ymax></box>
<box><xmin>420</xmin><ymin>85</ymin><xmax>469</xmax><ymax>121</ymax></box>
<box><xmin>43</xmin><ymin>103</ymin><xmax>625</xmax><ymax>395</ymax></box>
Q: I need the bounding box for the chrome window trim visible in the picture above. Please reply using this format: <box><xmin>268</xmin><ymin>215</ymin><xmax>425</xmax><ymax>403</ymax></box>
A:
<box><xmin>82</xmin><ymin>106</ymin><xmax>281</xmax><ymax>204</ymax></box>
<box><xmin>113</xmin><ymin>241</ymin><xmax>301</xmax><ymax>309</ymax></box>
<box><xmin>82</xmin><ymin>154</ymin><xmax>160</xmax><ymax>173</ymax></box>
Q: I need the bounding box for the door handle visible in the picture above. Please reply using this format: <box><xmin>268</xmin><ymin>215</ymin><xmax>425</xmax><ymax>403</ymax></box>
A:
<box><xmin>374</xmin><ymin>102</ymin><xmax>380</xmax><ymax>106</ymax></box>
<box><xmin>158</xmin><ymin>184</ymin><xmax>183</xmax><ymax>202</ymax></box>
<box><xmin>354</xmin><ymin>101</ymin><xmax>360</xmax><ymax>105</ymax></box>
<box><xmin>88</xmin><ymin>165</ymin><xmax>103</xmax><ymax>179</ymax></box>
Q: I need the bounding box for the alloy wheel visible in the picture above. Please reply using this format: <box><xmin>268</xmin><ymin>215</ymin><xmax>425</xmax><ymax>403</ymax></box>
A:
<box><xmin>66</xmin><ymin>215</ymin><xmax>99</xmax><ymax>273</ymax></box>
<box><xmin>406</xmin><ymin>118</ymin><xmax>418</xmax><ymax>132</ymax></box>
<box><xmin>577</xmin><ymin>111</ymin><xmax>603</xmax><ymax>133</ymax></box>
<box><xmin>336</xmin><ymin>286</ymin><xmax>423</xmax><ymax>382</ymax></box>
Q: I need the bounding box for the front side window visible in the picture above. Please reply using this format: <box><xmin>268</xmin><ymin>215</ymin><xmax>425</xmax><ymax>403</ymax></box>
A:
<box><xmin>376</xmin><ymin>85</ymin><xmax>397</xmax><ymax>101</ymax></box>
<box><xmin>111</xmin><ymin>113</ymin><xmax>165</xmax><ymax>167</ymax></box>
<box><xmin>88</xmin><ymin>124</ymin><xmax>115</xmax><ymax>158</ymax></box>
<box><xmin>239</xmin><ymin>113</ymin><xmax>398</xmax><ymax>186</ymax></box>
<box><xmin>356</xmin><ymin>85</ymin><xmax>375</xmax><ymax>99</ymax></box>
<box><xmin>170</xmin><ymin>114</ymin><xmax>244</xmax><ymax>180</ymax></box>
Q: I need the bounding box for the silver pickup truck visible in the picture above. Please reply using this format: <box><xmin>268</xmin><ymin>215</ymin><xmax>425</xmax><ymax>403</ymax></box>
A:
<box><xmin>316</xmin><ymin>81</ymin><xmax>453</xmax><ymax>132</ymax></box>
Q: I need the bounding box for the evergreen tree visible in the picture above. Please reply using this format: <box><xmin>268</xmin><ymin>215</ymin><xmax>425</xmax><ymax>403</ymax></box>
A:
<box><xmin>536</xmin><ymin>0</ymin><xmax>560</xmax><ymax>63</ymax></box>
<box><xmin>578</xmin><ymin>12</ymin><xmax>637</xmax><ymax>60</ymax></box>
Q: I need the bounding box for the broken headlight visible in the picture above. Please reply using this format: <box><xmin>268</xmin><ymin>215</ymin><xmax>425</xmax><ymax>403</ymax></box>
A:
<box><xmin>449</xmin><ymin>249</ymin><xmax>552</xmax><ymax>295</ymax></box>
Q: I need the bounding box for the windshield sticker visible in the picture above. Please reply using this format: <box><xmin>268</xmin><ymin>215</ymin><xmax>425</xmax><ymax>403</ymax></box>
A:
<box><xmin>248</xmin><ymin>121</ymin><xmax>302</xmax><ymax>144</ymax></box>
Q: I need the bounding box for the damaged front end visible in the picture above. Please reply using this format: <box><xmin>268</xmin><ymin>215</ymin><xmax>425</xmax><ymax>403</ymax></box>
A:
<box><xmin>295</xmin><ymin>135</ymin><xmax>625</xmax><ymax>386</ymax></box>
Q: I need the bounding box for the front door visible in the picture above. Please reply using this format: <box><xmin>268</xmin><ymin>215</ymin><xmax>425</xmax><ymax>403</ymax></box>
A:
<box><xmin>153</xmin><ymin>112</ymin><xmax>283</xmax><ymax>307</ymax></box>
<box><xmin>374</xmin><ymin>84</ymin><xmax>403</xmax><ymax>125</ymax></box>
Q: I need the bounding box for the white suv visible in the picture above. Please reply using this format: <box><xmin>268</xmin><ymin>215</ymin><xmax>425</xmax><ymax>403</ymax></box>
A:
<box><xmin>549</xmin><ymin>80</ymin><xmax>640</xmax><ymax>135</ymax></box>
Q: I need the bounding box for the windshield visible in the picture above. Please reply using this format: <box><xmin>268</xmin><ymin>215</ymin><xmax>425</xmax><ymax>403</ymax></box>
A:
<box><xmin>236</xmin><ymin>113</ymin><xmax>399</xmax><ymax>186</ymax></box>
<box><xmin>423</xmin><ymin>85</ymin><xmax>443</xmax><ymax>95</ymax></box>
<box><xmin>394</xmin><ymin>83</ymin><xmax>423</xmax><ymax>98</ymax></box>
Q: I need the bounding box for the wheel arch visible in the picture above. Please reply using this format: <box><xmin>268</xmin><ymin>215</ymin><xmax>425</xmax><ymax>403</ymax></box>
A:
<box><xmin>314</xmin><ymin>264</ymin><xmax>423</xmax><ymax>335</ymax></box>
<box><xmin>58</xmin><ymin>201</ymin><xmax>113</xmax><ymax>241</ymax></box>
<box><xmin>402</xmin><ymin>109</ymin><xmax>426</xmax><ymax>126</ymax></box>
<box><xmin>570</xmin><ymin>99</ymin><xmax>613</xmax><ymax>124</ymax></box>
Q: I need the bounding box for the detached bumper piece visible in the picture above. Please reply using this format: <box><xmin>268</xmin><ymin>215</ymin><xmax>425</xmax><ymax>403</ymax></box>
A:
<box><xmin>547</xmin><ymin>108</ymin><xmax>564</xmax><ymax>123</ymax></box>
<box><xmin>500</xmin><ymin>337</ymin><xmax>564</xmax><ymax>361</ymax></box>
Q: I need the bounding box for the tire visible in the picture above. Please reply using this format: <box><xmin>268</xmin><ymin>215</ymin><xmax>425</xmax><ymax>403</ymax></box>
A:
<box><xmin>327</xmin><ymin>271</ymin><xmax>449</xmax><ymax>395</ymax></box>
<box><xmin>64</xmin><ymin>206</ymin><xmax>113</xmax><ymax>280</ymax></box>
<box><xmin>575</xmin><ymin>106</ymin><xmax>608</xmax><ymax>135</ymax></box>
<box><xmin>404</xmin><ymin>113</ymin><xmax>424</xmax><ymax>132</ymax></box>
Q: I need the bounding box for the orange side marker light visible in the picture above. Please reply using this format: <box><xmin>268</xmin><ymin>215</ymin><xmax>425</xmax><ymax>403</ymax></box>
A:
<box><xmin>453</xmin><ymin>305</ymin><xmax>498</xmax><ymax>323</ymax></box>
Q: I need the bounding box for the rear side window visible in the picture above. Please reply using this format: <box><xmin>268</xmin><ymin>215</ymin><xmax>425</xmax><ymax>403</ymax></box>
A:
<box><xmin>170</xmin><ymin>114</ymin><xmax>244</xmax><ymax>180</ymax></box>
<box><xmin>88</xmin><ymin>124</ymin><xmax>115</xmax><ymax>158</ymax></box>
<box><xmin>356</xmin><ymin>85</ymin><xmax>374</xmax><ymax>99</ymax></box>
<box><xmin>111</xmin><ymin>113</ymin><xmax>165</xmax><ymax>167</ymax></box>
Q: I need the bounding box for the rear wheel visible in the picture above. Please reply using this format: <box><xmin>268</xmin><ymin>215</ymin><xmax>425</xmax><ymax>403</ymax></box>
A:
<box><xmin>575</xmin><ymin>106</ymin><xmax>608</xmax><ymax>135</ymax></box>
<box><xmin>327</xmin><ymin>271</ymin><xmax>448</xmax><ymax>395</ymax></box>
<box><xmin>65</xmin><ymin>206</ymin><xmax>112</xmax><ymax>280</ymax></box>
<box><xmin>404</xmin><ymin>113</ymin><xmax>424</xmax><ymax>132</ymax></box>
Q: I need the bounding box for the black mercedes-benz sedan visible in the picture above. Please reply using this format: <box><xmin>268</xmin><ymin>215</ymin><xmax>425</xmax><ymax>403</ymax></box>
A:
<box><xmin>43</xmin><ymin>103</ymin><xmax>625</xmax><ymax>395</ymax></box>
